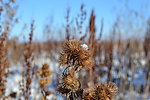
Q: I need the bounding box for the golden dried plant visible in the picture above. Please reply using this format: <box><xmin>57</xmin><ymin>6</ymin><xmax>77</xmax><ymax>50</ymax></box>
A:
<box><xmin>59</xmin><ymin>40</ymin><xmax>93</xmax><ymax>70</ymax></box>
<box><xmin>37</xmin><ymin>63</ymin><xmax>52</xmax><ymax>100</ymax></box>
<box><xmin>83</xmin><ymin>82</ymin><xmax>118</xmax><ymax>100</ymax></box>
<box><xmin>23</xmin><ymin>22</ymin><xmax>34</xmax><ymax>99</ymax></box>
<box><xmin>37</xmin><ymin>63</ymin><xmax>52</xmax><ymax>77</ymax></box>
<box><xmin>58</xmin><ymin>40</ymin><xmax>118</xmax><ymax>100</ymax></box>
<box><xmin>57</xmin><ymin>69</ymin><xmax>81</xmax><ymax>99</ymax></box>
<box><xmin>0</xmin><ymin>32</ymin><xmax>10</xmax><ymax>97</ymax></box>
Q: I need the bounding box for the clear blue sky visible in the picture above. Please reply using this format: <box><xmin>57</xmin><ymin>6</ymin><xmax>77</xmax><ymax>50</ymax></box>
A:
<box><xmin>12</xmin><ymin>0</ymin><xmax>150</xmax><ymax>41</ymax></box>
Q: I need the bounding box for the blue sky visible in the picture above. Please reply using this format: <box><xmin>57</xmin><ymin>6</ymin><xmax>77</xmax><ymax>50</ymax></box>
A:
<box><xmin>12</xmin><ymin>0</ymin><xmax>150</xmax><ymax>41</ymax></box>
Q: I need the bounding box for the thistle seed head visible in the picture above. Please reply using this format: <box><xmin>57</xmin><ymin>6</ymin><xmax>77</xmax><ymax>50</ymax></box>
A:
<box><xmin>59</xmin><ymin>40</ymin><xmax>93</xmax><ymax>70</ymax></box>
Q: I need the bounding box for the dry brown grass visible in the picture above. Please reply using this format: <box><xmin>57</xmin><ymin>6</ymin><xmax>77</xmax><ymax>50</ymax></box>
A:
<box><xmin>0</xmin><ymin>1</ymin><xmax>149</xmax><ymax>100</ymax></box>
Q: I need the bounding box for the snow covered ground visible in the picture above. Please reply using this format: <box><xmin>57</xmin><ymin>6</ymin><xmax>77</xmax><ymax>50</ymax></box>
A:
<box><xmin>5</xmin><ymin>51</ymin><xmax>150</xmax><ymax>100</ymax></box>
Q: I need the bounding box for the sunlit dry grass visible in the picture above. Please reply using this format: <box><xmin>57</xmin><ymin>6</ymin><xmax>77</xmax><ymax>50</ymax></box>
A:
<box><xmin>0</xmin><ymin>0</ymin><xmax>150</xmax><ymax>100</ymax></box>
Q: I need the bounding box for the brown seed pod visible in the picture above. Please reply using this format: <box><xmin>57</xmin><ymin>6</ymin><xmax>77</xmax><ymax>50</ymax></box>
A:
<box><xmin>59</xmin><ymin>40</ymin><xmax>93</xmax><ymax>70</ymax></box>
<box><xmin>58</xmin><ymin>69</ymin><xmax>81</xmax><ymax>98</ymax></box>
<box><xmin>83</xmin><ymin>82</ymin><xmax>117</xmax><ymax>100</ymax></box>
<box><xmin>95</xmin><ymin>83</ymin><xmax>110</xmax><ymax>100</ymax></box>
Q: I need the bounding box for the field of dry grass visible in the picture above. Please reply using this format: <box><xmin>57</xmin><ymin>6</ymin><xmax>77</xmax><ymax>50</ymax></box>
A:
<box><xmin>0</xmin><ymin>0</ymin><xmax>150</xmax><ymax>100</ymax></box>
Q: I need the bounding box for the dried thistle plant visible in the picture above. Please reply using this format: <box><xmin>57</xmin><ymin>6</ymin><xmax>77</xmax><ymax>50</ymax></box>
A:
<box><xmin>58</xmin><ymin>39</ymin><xmax>118</xmax><ymax>100</ymax></box>
<box><xmin>0</xmin><ymin>32</ymin><xmax>8</xmax><ymax>97</ymax></box>
<box><xmin>57</xmin><ymin>69</ymin><xmax>82</xmax><ymax>99</ymax></box>
<box><xmin>37</xmin><ymin>64</ymin><xmax>52</xmax><ymax>78</ymax></box>
<box><xmin>0</xmin><ymin>31</ymin><xmax>11</xmax><ymax>99</ymax></box>
<box><xmin>58</xmin><ymin>40</ymin><xmax>92</xmax><ymax>99</ymax></box>
<box><xmin>83</xmin><ymin>82</ymin><xmax>118</xmax><ymax>100</ymax></box>
<box><xmin>59</xmin><ymin>39</ymin><xmax>93</xmax><ymax>71</ymax></box>
<box><xmin>23</xmin><ymin>21</ymin><xmax>34</xmax><ymax>99</ymax></box>
<box><xmin>37</xmin><ymin>63</ymin><xmax>52</xmax><ymax>100</ymax></box>
<box><xmin>0</xmin><ymin>0</ymin><xmax>18</xmax><ymax>99</ymax></box>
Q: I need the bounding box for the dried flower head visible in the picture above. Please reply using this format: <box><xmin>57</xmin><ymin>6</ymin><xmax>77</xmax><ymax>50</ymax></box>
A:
<box><xmin>37</xmin><ymin>64</ymin><xmax>52</xmax><ymax>77</ymax></box>
<box><xmin>58</xmin><ymin>40</ymin><xmax>118</xmax><ymax>100</ymax></box>
<box><xmin>59</xmin><ymin>40</ymin><xmax>93</xmax><ymax>70</ymax></box>
<box><xmin>57</xmin><ymin>69</ymin><xmax>81</xmax><ymax>98</ymax></box>
<box><xmin>95</xmin><ymin>83</ymin><xmax>112</xmax><ymax>100</ymax></box>
<box><xmin>37</xmin><ymin>63</ymin><xmax>52</xmax><ymax>99</ymax></box>
<box><xmin>83</xmin><ymin>82</ymin><xmax>118</xmax><ymax>100</ymax></box>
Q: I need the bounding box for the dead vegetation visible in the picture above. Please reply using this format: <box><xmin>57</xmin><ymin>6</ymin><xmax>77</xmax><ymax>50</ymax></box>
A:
<box><xmin>0</xmin><ymin>1</ymin><xmax>150</xmax><ymax>100</ymax></box>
